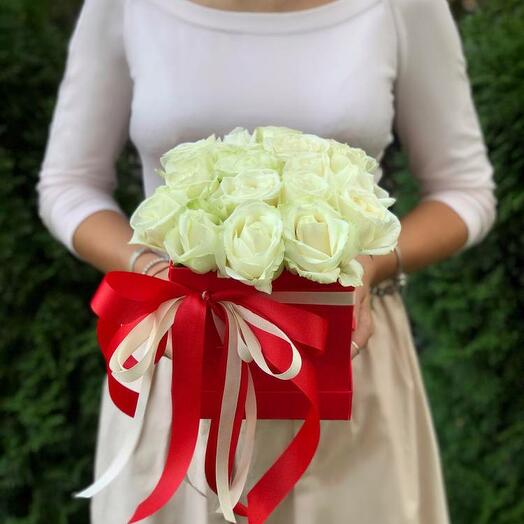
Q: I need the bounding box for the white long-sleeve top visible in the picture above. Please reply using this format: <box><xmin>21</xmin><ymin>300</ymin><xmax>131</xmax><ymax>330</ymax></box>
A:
<box><xmin>36</xmin><ymin>0</ymin><xmax>497</xmax><ymax>261</ymax></box>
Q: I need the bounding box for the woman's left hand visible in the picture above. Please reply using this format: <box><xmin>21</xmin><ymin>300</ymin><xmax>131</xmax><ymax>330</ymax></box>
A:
<box><xmin>350</xmin><ymin>255</ymin><xmax>376</xmax><ymax>359</ymax></box>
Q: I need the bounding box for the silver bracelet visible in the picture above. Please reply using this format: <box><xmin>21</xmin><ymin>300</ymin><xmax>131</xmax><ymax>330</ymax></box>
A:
<box><xmin>370</xmin><ymin>245</ymin><xmax>408</xmax><ymax>296</ymax></box>
<box><xmin>141</xmin><ymin>256</ymin><xmax>170</xmax><ymax>275</ymax></box>
<box><xmin>393</xmin><ymin>245</ymin><xmax>408</xmax><ymax>290</ymax></box>
<box><xmin>128</xmin><ymin>246</ymin><xmax>153</xmax><ymax>272</ymax></box>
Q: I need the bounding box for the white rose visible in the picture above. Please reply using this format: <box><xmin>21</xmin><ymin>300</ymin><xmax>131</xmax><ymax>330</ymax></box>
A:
<box><xmin>159</xmin><ymin>135</ymin><xmax>219</xmax><ymax>199</ymax></box>
<box><xmin>373</xmin><ymin>183</ymin><xmax>396</xmax><ymax>208</ymax></box>
<box><xmin>282</xmin><ymin>201</ymin><xmax>361</xmax><ymax>286</ymax></box>
<box><xmin>332</xmin><ymin>185</ymin><xmax>401</xmax><ymax>255</ymax></box>
<box><xmin>214</xmin><ymin>168</ymin><xmax>282</xmax><ymax>215</ymax></box>
<box><xmin>160</xmin><ymin>134</ymin><xmax>217</xmax><ymax>174</ymax></box>
<box><xmin>329</xmin><ymin>162</ymin><xmax>374</xmax><ymax>190</ymax></box>
<box><xmin>281</xmin><ymin>152</ymin><xmax>333</xmax><ymax>202</ymax></box>
<box><xmin>160</xmin><ymin>162</ymin><xmax>219</xmax><ymax>202</ymax></box>
<box><xmin>338</xmin><ymin>257</ymin><xmax>365</xmax><ymax>287</ymax></box>
<box><xmin>331</xmin><ymin>165</ymin><xmax>396</xmax><ymax>208</ymax></box>
<box><xmin>222</xmin><ymin>126</ymin><xmax>257</xmax><ymax>146</ymax></box>
<box><xmin>129</xmin><ymin>185</ymin><xmax>184</xmax><ymax>250</ymax></box>
<box><xmin>254</xmin><ymin>125</ymin><xmax>330</xmax><ymax>158</ymax></box>
<box><xmin>217</xmin><ymin>202</ymin><xmax>284</xmax><ymax>293</ymax></box>
<box><xmin>282</xmin><ymin>171</ymin><xmax>331</xmax><ymax>203</ymax></box>
<box><xmin>213</xmin><ymin>145</ymin><xmax>281</xmax><ymax>179</ymax></box>
<box><xmin>328</xmin><ymin>140</ymin><xmax>379</xmax><ymax>174</ymax></box>
<box><xmin>345</xmin><ymin>148</ymin><xmax>379</xmax><ymax>174</ymax></box>
<box><xmin>253</xmin><ymin>125</ymin><xmax>302</xmax><ymax>142</ymax></box>
<box><xmin>164</xmin><ymin>167</ymin><xmax>219</xmax><ymax>202</ymax></box>
<box><xmin>163</xmin><ymin>208</ymin><xmax>219</xmax><ymax>274</ymax></box>
<box><xmin>282</xmin><ymin>152</ymin><xmax>332</xmax><ymax>178</ymax></box>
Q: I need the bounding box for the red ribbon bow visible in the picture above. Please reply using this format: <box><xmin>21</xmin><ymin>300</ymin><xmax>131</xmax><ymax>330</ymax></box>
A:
<box><xmin>91</xmin><ymin>266</ymin><xmax>328</xmax><ymax>524</ymax></box>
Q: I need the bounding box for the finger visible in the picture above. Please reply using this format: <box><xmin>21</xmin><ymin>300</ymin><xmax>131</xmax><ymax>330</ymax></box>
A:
<box><xmin>352</xmin><ymin>298</ymin><xmax>374</xmax><ymax>350</ymax></box>
<box><xmin>352</xmin><ymin>289</ymin><xmax>362</xmax><ymax>332</ymax></box>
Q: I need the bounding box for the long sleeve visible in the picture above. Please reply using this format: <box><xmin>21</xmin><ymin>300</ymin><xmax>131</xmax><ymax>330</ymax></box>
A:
<box><xmin>390</xmin><ymin>0</ymin><xmax>496</xmax><ymax>251</ymax></box>
<box><xmin>36</xmin><ymin>0</ymin><xmax>132</xmax><ymax>260</ymax></box>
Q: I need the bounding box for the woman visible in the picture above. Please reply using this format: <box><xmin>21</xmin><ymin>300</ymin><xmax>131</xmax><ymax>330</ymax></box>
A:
<box><xmin>36</xmin><ymin>0</ymin><xmax>496</xmax><ymax>522</ymax></box>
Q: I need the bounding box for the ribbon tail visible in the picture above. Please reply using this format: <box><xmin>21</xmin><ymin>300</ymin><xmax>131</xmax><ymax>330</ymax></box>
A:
<box><xmin>74</xmin><ymin>308</ymin><xmax>174</xmax><ymax>499</ymax></box>
<box><xmin>73</xmin><ymin>361</ymin><xmax>156</xmax><ymax>498</ymax></box>
<box><xmin>205</xmin><ymin>332</ymin><xmax>252</xmax><ymax>519</ymax></box>
<box><xmin>215</xmin><ymin>306</ymin><xmax>262</xmax><ymax>522</ymax></box>
<box><xmin>210</xmin><ymin>378</ymin><xmax>256</xmax><ymax>519</ymax></box>
<box><xmin>206</xmin><ymin>300</ymin><xmax>322</xmax><ymax>523</ymax></box>
<box><xmin>246</xmin><ymin>345</ymin><xmax>320</xmax><ymax>524</ymax></box>
<box><xmin>214</xmin><ymin>308</ymin><xmax>241</xmax><ymax>521</ymax></box>
<box><xmin>128</xmin><ymin>295</ymin><xmax>206</xmax><ymax>523</ymax></box>
<box><xmin>227</xmin><ymin>367</ymin><xmax>257</xmax><ymax>510</ymax></box>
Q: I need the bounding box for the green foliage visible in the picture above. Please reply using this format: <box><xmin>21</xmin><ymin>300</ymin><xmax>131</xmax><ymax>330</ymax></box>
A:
<box><xmin>0</xmin><ymin>0</ymin><xmax>522</xmax><ymax>523</ymax></box>
<box><xmin>387</xmin><ymin>1</ymin><xmax>524</xmax><ymax>522</ymax></box>
<box><xmin>0</xmin><ymin>1</ymin><xmax>142</xmax><ymax>523</ymax></box>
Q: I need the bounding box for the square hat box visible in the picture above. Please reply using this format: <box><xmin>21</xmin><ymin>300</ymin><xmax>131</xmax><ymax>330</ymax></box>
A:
<box><xmin>168</xmin><ymin>267</ymin><xmax>354</xmax><ymax>420</ymax></box>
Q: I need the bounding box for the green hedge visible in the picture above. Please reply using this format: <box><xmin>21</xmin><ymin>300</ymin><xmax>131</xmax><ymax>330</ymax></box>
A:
<box><xmin>396</xmin><ymin>2</ymin><xmax>524</xmax><ymax>522</ymax></box>
<box><xmin>0</xmin><ymin>1</ymin><xmax>522</xmax><ymax>522</ymax></box>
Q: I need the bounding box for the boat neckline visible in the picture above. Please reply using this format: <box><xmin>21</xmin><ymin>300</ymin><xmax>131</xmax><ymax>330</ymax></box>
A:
<box><xmin>146</xmin><ymin>0</ymin><xmax>381</xmax><ymax>34</ymax></box>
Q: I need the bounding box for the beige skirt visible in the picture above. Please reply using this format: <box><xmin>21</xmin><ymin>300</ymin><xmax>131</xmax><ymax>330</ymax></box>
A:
<box><xmin>90</xmin><ymin>282</ymin><xmax>451</xmax><ymax>524</ymax></box>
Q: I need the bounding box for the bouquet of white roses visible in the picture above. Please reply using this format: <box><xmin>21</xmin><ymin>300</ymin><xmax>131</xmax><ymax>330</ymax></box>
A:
<box><xmin>129</xmin><ymin>125</ymin><xmax>400</xmax><ymax>293</ymax></box>
<box><xmin>77</xmin><ymin>126</ymin><xmax>402</xmax><ymax>524</ymax></box>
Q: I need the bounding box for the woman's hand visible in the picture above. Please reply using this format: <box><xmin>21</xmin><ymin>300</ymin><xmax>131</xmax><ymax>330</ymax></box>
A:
<box><xmin>350</xmin><ymin>255</ymin><xmax>376</xmax><ymax>359</ymax></box>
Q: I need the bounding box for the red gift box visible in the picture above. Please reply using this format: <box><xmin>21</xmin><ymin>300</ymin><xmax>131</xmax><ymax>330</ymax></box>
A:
<box><xmin>171</xmin><ymin>267</ymin><xmax>356</xmax><ymax>420</ymax></box>
<box><xmin>83</xmin><ymin>264</ymin><xmax>356</xmax><ymax>524</ymax></box>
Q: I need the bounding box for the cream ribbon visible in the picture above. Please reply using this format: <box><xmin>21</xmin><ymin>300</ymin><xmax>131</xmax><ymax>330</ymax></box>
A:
<box><xmin>74</xmin><ymin>298</ymin><xmax>183</xmax><ymax>499</ymax></box>
<box><xmin>74</xmin><ymin>289</ymin><xmax>354</xmax><ymax>523</ymax></box>
<box><xmin>213</xmin><ymin>302</ymin><xmax>304</xmax><ymax>521</ymax></box>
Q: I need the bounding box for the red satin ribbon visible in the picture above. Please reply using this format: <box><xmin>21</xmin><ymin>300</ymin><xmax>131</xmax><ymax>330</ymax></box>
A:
<box><xmin>90</xmin><ymin>268</ymin><xmax>328</xmax><ymax>523</ymax></box>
